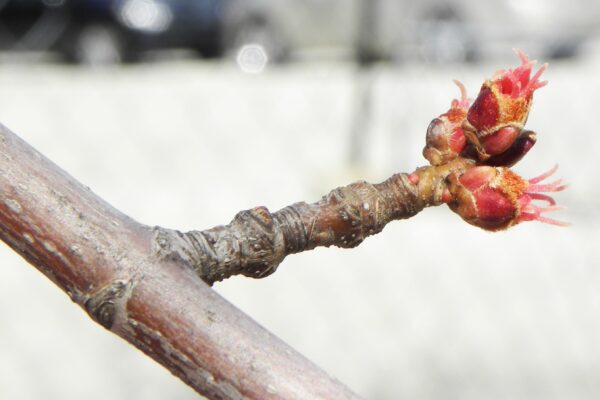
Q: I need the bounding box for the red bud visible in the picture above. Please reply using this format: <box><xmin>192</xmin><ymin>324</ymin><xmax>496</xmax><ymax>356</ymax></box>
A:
<box><xmin>480</xmin><ymin>126</ymin><xmax>520</xmax><ymax>155</ymax></box>
<box><xmin>486</xmin><ymin>131</ymin><xmax>536</xmax><ymax>167</ymax></box>
<box><xmin>462</xmin><ymin>49</ymin><xmax>547</xmax><ymax>162</ymax></box>
<box><xmin>423</xmin><ymin>81</ymin><xmax>469</xmax><ymax>166</ymax></box>
<box><xmin>447</xmin><ymin>165</ymin><xmax>568</xmax><ymax>231</ymax></box>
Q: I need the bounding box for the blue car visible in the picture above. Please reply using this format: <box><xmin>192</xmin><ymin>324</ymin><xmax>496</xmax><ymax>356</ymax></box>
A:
<box><xmin>0</xmin><ymin>0</ymin><xmax>229</xmax><ymax>64</ymax></box>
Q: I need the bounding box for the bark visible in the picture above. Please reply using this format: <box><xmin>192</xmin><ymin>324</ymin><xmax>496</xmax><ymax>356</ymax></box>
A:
<box><xmin>162</xmin><ymin>157</ymin><xmax>471</xmax><ymax>285</ymax></box>
<box><xmin>0</xmin><ymin>123</ymin><xmax>469</xmax><ymax>399</ymax></box>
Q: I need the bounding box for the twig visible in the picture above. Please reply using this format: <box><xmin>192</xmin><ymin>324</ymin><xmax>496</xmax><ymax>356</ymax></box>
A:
<box><xmin>158</xmin><ymin>158</ymin><xmax>471</xmax><ymax>285</ymax></box>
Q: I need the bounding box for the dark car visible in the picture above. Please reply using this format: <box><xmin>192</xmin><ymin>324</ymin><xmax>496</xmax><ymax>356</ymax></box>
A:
<box><xmin>0</xmin><ymin>0</ymin><xmax>228</xmax><ymax>64</ymax></box>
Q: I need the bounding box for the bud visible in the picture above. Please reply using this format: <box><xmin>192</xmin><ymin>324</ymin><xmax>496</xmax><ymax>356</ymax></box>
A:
<box><xmin>447</xmin><ymin>165</ymin><xmax>568</xmax><ymax>231</ymax></box>
<box><xmin>485</xmin><ymin>130</ymin><xmax>536</xmax><ymax>167</ymax></box>
<box><xmin>463</xmin><ymin>49</ymin><xmax>547</xmax><ymax>161</ymax></box>
<box><xmin>423</xmin><ymin>80</ymin><xmax>469</xmax><ymax>166</ymax></box>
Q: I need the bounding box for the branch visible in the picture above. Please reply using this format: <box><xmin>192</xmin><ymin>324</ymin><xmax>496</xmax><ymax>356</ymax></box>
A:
<box><xmin>0</xmin><ymin>124</ymin><xmax>361</xmax><ymax>400</ymax></box>
<box><xmin>151</xmin><ymin>53</ymin><xmax>566</xmax><ymax>287</ymax></box>
<box><xmin>158</xmin><ymin>158</ymin><xmax>471</xmax><ymax>285</ymax></box>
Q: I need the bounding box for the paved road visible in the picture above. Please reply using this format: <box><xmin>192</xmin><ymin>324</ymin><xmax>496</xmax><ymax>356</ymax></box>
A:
<box><xmin>0</xmin><ymin>55</ymin><xmax>598</xmax><ymax>399</ymax></box>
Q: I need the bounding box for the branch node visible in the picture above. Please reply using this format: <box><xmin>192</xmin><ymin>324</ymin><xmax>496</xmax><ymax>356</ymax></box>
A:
<box><xmin>152</xmin><ymin>207</ymin><xmax>287</xmax><ymax>285</ymax></box>
<box><xmin>84</xmin><ymin>280</ymin><xmax>130</xmax><ymax>329</ymax></box>
<box><xmin>272</xmin><ymin>204</ymin><xmax>308</xmax><ymax>254</ymax></box>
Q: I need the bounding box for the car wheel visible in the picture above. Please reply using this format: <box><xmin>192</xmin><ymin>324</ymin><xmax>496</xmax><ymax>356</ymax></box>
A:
<box><xmin>225</xmin><ymin>17</ymin><xmax>289</xmax><ymax>65</ymax></box>
<box><xmin>196</xmin><ymin>43</ymin><xmax>223</xmax><ymax>59</ymax></box>
<box><xmin>66</xmin><ymin>24</ymin><xmax>126</xmax><ymax>66</ymax></box>
<box><xmin>546</xmin><ymin>41</ymin><xmax>580</xmax><ymax>60</ymax></box>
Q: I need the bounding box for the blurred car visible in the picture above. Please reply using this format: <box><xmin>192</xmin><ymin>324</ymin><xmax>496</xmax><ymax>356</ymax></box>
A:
<box><xmin>222</xmin><ymin>0</ymin><xmax>600</xmax><ymax>64</ymax></box>
<box><xmin>0</xmin><ymin>0</ymin><xmax>227</xmax><ymax>64</ymax></box>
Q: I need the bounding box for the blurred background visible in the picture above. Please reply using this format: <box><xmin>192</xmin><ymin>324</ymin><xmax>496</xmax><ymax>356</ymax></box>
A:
<box><xmin>0</xmin><ymin>0</ymin><xmax>599</xmax><ymax>399</ymax></box>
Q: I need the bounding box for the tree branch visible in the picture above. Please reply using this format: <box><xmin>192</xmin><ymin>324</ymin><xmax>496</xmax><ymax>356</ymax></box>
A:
<box><xmin>157</xmin><ymin>158</ymin><xmax>471</xmax><ymax>285</ymax></box>
<box><xmin>0</xmin><ymin>124</ymin><xmax>362</xmax><ymax>399</ymax></box>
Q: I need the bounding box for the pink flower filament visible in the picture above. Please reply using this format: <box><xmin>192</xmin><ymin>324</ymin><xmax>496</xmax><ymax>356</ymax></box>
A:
<box><xmin>497</xmin><ymin>49</ymin><xmax>548</xmax><ymax>99</ymax></box>
<box><xmin>518</xmin><ymin>165</ymin><xmax>569</xmax><ymax>226</ymax></box>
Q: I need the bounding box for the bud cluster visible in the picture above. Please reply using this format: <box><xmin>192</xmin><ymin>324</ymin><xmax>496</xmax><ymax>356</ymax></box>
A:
<box><xmin>422</xmin><ymin>49</ymin><xmax>567</xmax><ymax>231</ymax></box>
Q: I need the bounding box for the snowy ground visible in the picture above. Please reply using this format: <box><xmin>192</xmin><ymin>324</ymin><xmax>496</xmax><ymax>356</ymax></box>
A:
<box><xmin>0</xmin><ymin>52</ymin><xmax>599</xmax><ymax>400</ymax></box>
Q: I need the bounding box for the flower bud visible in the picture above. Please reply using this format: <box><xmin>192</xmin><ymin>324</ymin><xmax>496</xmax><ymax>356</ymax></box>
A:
<box><xmin>480</xmin><ymin>126</ymin><xmax>520</xmax><ymax>155</ymax></box>
<box><xmin>423</xmin><ymin>80</ymin><xmax>469</xmax><ymax>166</ymax></box>
<box><xmin>486</xmin><ymin>130</ymin><xmax>536</xmax><ymax>167</ymax></box>
<box><xmin>447</xmin><ymin>165</ymin><xmax>568</xmax><ymax>231</ymax></box>
<box><xmin>463</xmin><ymin>49</ymin><xmax>547</xmax><ymax>161</ymax></box>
